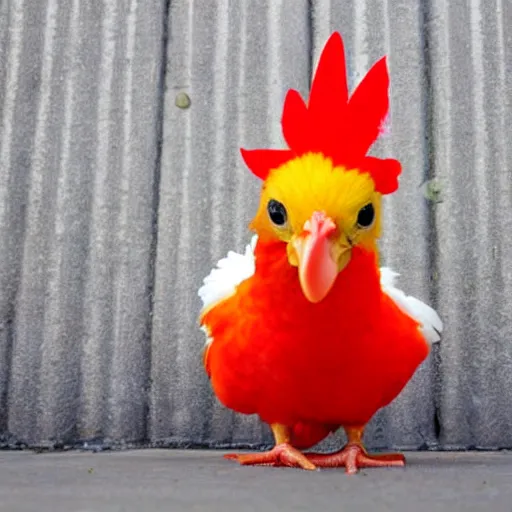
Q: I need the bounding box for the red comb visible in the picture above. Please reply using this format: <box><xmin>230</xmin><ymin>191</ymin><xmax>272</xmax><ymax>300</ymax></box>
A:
<box><xmin>240</xmin><ymin>31</ymin><xmax>401</xmax><ymax>195</ymax></box>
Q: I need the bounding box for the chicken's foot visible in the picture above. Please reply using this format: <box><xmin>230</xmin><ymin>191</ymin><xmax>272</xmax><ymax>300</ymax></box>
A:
<box><xmin>224</xmin><ymin>423</ymin><xmax>317</xmax><ymax>471</ymax></box>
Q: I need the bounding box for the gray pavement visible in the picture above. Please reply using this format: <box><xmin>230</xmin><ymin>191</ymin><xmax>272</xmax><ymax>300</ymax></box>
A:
<box><xmin>1</xmin><ymin>449</ymin><xmax>512</xmax><ymax>511</ymax></box>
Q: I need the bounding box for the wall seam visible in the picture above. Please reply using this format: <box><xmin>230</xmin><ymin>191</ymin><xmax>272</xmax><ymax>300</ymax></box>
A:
<box><xmin>419</xmin><ymin>0</ymin><xmax>442</xmax><ymax>447</ymax></box>
<box><xmin>144</xmin><ymin>0</ymin><xmax>172</xmax><ymax>444</ymax></box>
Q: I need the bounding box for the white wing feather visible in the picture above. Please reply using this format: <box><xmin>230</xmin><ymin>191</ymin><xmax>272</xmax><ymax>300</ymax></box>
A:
<box><xmin>198</xmin><ymin>236</ymin><xmax>443</xmax><ymax>345</ymax></box>
<box><xmin>198</xmin><ymin>235</ymin><xmax>258</xmax><ymax>313</ymax></box>
<box><xmin>380</xmin><ymin>267</ymin><xmax>442</xmax><ymax>343</ymax></box>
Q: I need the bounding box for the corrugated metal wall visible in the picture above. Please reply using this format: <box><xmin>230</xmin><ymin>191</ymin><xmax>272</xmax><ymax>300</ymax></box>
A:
<box><xmin>0</xmin><ymin>0</ymin><xmax>510</xmax><ymax>450</ymax></box>
<box><xmin>0</xmin><ymin>0</ymin><xmax>166</xmax><ymax>446</ymax></box>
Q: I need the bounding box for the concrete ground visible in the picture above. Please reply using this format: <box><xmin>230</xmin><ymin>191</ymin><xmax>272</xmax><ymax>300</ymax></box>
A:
<box><xmin>1</xmin><ymin>450</ymin><xmax>512</xmax><ymax>512</ymax></box>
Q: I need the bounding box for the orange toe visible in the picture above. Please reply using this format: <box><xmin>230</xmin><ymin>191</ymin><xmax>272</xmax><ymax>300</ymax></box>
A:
<box><xmin>224</xmin><ymin>443</ymin><xmax>317</xmax><ymax>471</ymax></box>
<box><xmin>305</xmin><ymin>445</ymin><xmax>406</xmax><ymax>475</ymax></box>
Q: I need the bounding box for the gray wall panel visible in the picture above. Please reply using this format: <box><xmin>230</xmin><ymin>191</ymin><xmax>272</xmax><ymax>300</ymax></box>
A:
<box><xmin>150</xmin><ymin>0</ymin><xmax>311</xmax><ymax>447</ymax></box>
<box><xmin>1</xmin><ymin>0</ymin><xmax>166</xmax><ymax>445</ymax></box>
<box><xmin>1</xmin><ymin>0</ymin><xmax>56</xmax><ymax>444</ymax></box>
<box><xmin>0</xmin><ymin>0</ymin><xmax>36</xmax><ymax>435</ymax></box>
<box><xmin>311</xmin><ymin>0</ymin><xmax>437</xmax><ymax>450</ymax></box>
<box><xmin>430</xmin><ymin>0</ymin><xmax>512</xmax><ymax>449</ymax></box>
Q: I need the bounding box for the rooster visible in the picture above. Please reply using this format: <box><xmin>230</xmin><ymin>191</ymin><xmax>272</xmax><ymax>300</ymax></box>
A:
<box><xmin>198</xmin><ymin>31</ymin><xmax>442</xmax><ymax>474</ymax></box>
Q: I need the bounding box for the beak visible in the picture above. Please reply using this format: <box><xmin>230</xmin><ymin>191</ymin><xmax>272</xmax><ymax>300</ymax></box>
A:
<box><xmin>288</xmin><ymin>211</ymin><xmax>352</xmax><ymax>303</ymax></box>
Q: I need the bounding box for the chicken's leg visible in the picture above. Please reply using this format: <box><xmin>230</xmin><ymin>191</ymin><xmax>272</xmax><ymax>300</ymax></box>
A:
<box><xmin>224</xmin><ymin>423</ymin><xmax>317</xmax><ymax>470</ymax></box>
<box><xmin>305</xmin><ymin>426</ymin><xmax>405</xmax><ymax>474</ymax></box>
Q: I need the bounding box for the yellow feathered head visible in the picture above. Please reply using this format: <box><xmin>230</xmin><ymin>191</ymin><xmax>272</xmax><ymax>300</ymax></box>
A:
<box><xmin>242</xmin><ymin>32</ymin><xmax>401</xmax><ymax>303</ymax></box>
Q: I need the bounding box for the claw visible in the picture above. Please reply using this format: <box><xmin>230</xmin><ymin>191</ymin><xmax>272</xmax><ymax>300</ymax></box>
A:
<box><xmin>224</xmin><ymin>443</ymin><xmax>317</xmax><ymax>471</ymax></box>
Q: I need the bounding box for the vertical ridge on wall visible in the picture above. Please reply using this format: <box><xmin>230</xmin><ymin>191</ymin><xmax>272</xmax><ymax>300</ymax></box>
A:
<box><xmin>36</xmin><ymin>0</ymin><xmax>85</xmax><ymax>445</ymax></box>
<box><xmin>79</xmin><ymin>0</ymin><xmax>119</xmax><ymax>444</ymax></box>
<box><xmin>150</xmin><ymin>0</ymin><xmax>311</xmax><ymax>447</ymax></box>
<box><xmin>106</xmin><ymin>0</ymin><xmax>155</xmax><ymax>444</ymax></box>
<box><xmin>311</xmin><ymin>0</ymin><xmax>437</xmax><ymax>450</ymax></box>
<box><xmin>430</xmin><ymin>0</ymin><xmax>512</xmax><ymax>449</ymax></box>
<box><xmin>5</xmin><ymin>0</ymin><xmax>65</xmax><ymax>445</ymax></box>
<box><xmin>0</xmin><ymin>0</ymin><xmax>29</xmax><ymax>435</ymax></box>
<box><xmin>1</xmin><ymin>0</ymin><xmax>166</xmax><ymax>445</ymax></box>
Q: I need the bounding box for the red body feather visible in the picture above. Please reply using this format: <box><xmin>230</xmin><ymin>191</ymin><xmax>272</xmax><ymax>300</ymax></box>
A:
<box><xmin>202</xmin><ymin>240</ymin><xmax>429</xmax><ymax>449</ymax></box>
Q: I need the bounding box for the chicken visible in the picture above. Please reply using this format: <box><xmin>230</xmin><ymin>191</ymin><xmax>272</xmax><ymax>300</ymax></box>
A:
<box><xmin>198</xmin><ymin>31</ymin><xmax>442</xmax><ymax>474</ymax></box>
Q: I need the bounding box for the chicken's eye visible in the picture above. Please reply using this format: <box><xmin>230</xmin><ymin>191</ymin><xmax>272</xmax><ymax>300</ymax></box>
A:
<box><xmin>267</xmin><ymin>199</ymin><xmax>287</xmax><ymax>226</ymax></box>
<box><xmin>357</xmin><ymin>203</ymin><xmax>375</xmax><ymax>229</ymax></box>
